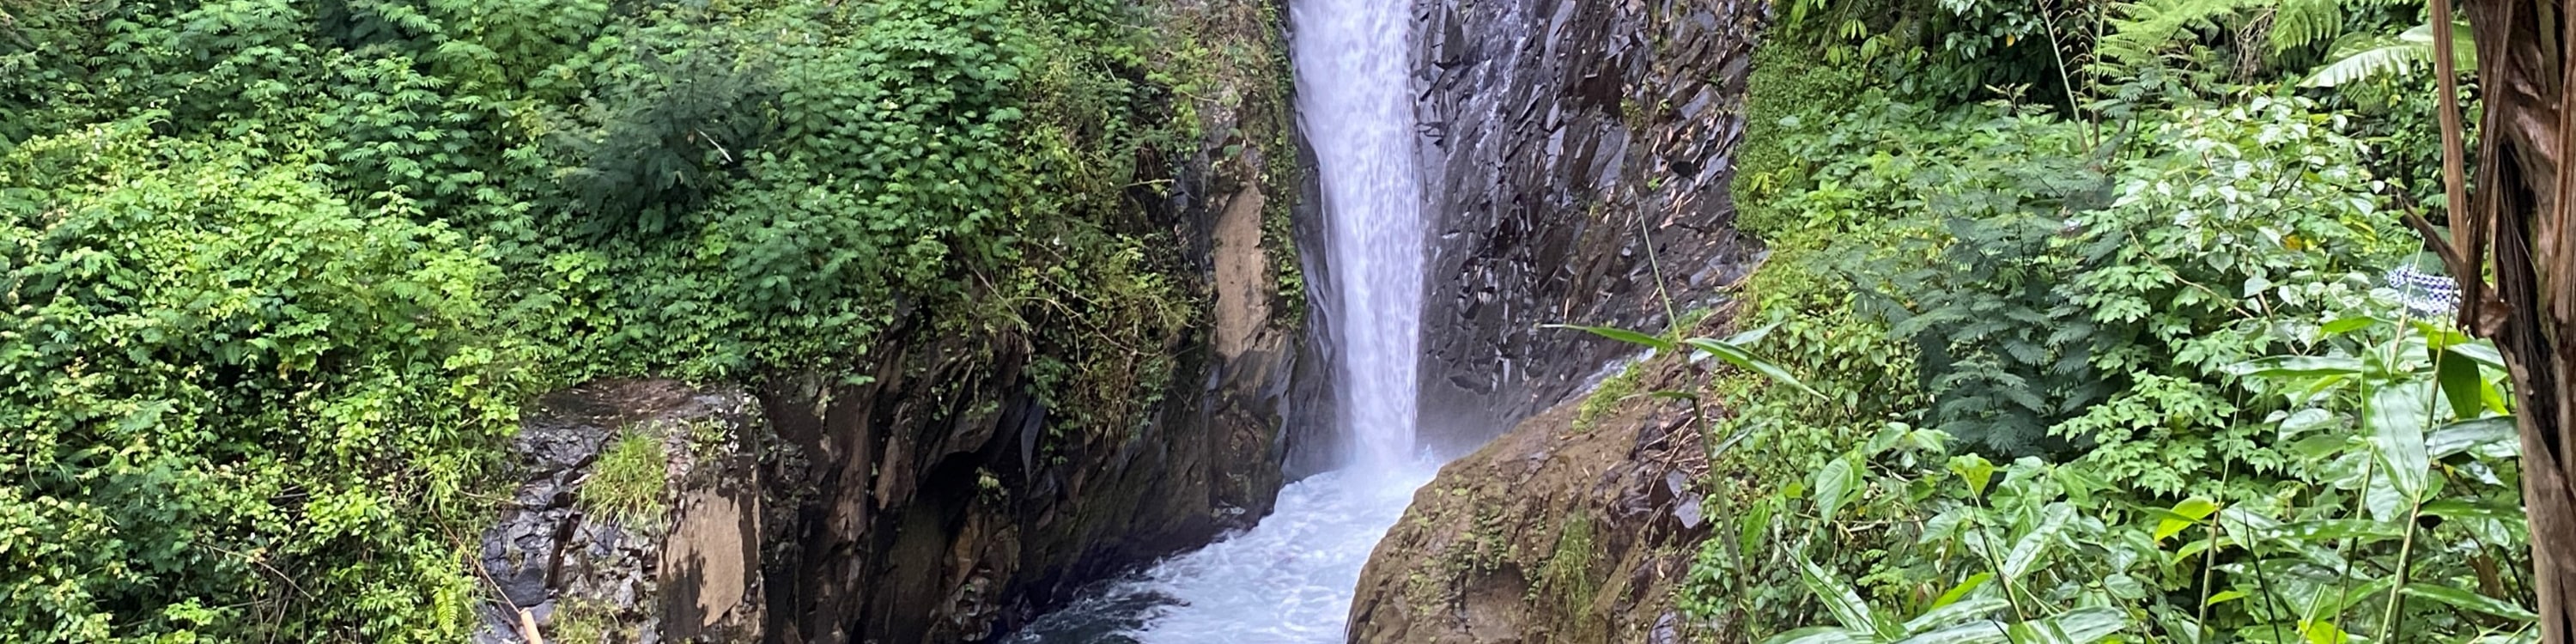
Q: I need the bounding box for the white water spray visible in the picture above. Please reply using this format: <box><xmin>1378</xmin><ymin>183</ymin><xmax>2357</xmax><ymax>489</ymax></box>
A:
<box><xmin>1001</xmin><ymin>1</ymin><xmax>1428</xmax><ymax>641</ymax></box>
<box><xmin>1296</xmin><ymin>0</ymin><xmax>1425</xmax><ymax>471</ymax></box>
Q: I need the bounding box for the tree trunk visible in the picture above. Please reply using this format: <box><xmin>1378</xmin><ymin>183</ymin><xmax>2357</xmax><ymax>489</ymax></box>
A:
<box><xmin>2441</xmin><ymin>2</ymin><xmax>2576</xmax><ymax>641</ymax></box>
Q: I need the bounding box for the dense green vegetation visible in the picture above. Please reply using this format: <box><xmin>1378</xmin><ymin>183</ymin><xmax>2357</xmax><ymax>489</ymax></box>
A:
<box><xmin>0</xmin><ymin>0</ymin><xmax>1261</xmax><ymax>639</ymax></box>
<box><xmin>1676</xmin><ymin>2</ymin><xmax>2537</xmax><ymax>641</ymax></box>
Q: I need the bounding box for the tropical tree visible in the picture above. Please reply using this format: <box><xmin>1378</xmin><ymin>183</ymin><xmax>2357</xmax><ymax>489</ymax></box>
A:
<box><xmin>2422</xmin><ymin>0</ymin><xmax>2576</xmax><ymax>641</ymax></box>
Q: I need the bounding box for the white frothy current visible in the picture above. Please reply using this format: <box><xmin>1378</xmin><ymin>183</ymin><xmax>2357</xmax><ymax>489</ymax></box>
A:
<box><xmin>1123</xmin><ymin>467</ymin><xmax>1434</xmax><ymax>642</ymax></box>
<box><xmin>1000</xmin><ymin>466</ymin><xmax>1436</xmax><ymax>644</ymax></box>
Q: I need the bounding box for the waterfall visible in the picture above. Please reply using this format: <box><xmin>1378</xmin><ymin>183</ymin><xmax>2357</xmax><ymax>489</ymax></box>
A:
<box><xmin>1292</xmin><ymin>0</ymin><xmax>1425</xmax><ymax>469</ymax></box>
<box><xmin>1000</xmin><ymin>2</ymin><xmax>1431</xmax><ymax>641</ymax></box>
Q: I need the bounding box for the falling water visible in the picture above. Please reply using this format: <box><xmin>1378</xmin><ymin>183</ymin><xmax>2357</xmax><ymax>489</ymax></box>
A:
<box><xmin>1001</xmin><ymin>1</ymin><xmax>1426</xmax><ymax>641</ymax></box>
<box><xmin>1297</xmin><ymin>0</ymin><xmax>1425</xmax><ymax>470</ymax></box>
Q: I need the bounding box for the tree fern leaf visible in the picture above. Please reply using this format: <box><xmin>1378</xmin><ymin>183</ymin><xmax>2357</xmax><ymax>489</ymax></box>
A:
<box><xmin>2269</xmin><ymin>0</ymin><xmax>2342</xmax><ymax>53</ymax></box>
<box><xmin>2099</xmin><ymin>0</ymin><xmax>2266</xmax><ymax>68</ymax></box>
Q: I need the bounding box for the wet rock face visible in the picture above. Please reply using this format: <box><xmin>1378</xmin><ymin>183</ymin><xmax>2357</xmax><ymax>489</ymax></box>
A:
<box><xmin>753</xmin><ymin>261</ymin><xmax>1308</xmax><ymax>644</ymax></box>
<box><xmin>480</xmin><ymin>159</ymin><xmax>1315</xmax><ymax>644</ymax></box>
<box><xmin>1408</xmin><ymin>0</ymin><xmax>1763</xmax><ymax>454</ymax></box>
<box><xmin>1348</xmin><ymin>341</ymin><xmax>1721</xmax><ymax>644</ymax></box>
<box><xmin>476</xmin><ymin>380</ymin><xmax>769</xmax><ymax>644</ymax></box>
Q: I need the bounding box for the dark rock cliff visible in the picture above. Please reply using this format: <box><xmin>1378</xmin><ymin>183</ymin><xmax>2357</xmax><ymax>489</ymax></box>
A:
<box><xmin>470</xmin><ymin>2</ymin><xmax>1333</xmax><ymax>641</ymax></box>
<box><xmin>1408</xmin><ymin>0</ymin><xmax>1764</xmax><ymax>454</ymax></box>
<box><xmin>1344</xmin><ymin>0</ymin><xmax>1766</xmax><ymax>641</ymax></box>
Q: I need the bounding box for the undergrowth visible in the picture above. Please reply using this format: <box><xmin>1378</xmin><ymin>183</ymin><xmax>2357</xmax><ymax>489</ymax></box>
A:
<box><xmin>1671</xmin><ymin>8</ymin><xmax>2532</xmax><ymax>642</ymax></box>
<box><xmin>0</xmin><ymin>0</ymin><xmax>1295</xmax><ymax>638</ymax></box>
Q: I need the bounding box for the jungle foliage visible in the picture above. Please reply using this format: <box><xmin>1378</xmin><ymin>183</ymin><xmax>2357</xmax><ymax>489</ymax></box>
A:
<box><xmin>1670</xmin><ymin>1</ymin><xmax>2536</xmax><ymax>642</ymax></box>
<box><xmin>0</xmin><ymin>0</ymin><xmax>1249</xmax><ymax>639</ymax></box>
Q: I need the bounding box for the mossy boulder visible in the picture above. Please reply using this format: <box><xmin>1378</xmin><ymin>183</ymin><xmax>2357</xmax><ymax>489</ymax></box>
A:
<box><xmin>1349</xmin><ymin>335</ymin><xmax>1724</xmax><ymax>644</ymax></box>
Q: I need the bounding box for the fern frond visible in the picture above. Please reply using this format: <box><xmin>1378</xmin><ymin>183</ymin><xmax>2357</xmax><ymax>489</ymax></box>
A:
<box><xmin>2099</xmin><ymin>0</ymin><xmax>2268</xmax><ymax>68</ymax></box>
<box><xmin>2268</xmin><ymin>0</ymin><xmax>2342</xmax><ymax>53</ymax></box>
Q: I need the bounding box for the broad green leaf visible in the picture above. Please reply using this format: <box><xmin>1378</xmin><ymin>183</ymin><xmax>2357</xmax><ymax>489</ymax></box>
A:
<box><xmin>2447</xmin><ymin>340</ymin><xmax>2507</xmax><ymax>368</ymax></box>
<box><xmin>1930</xmin><ymin>573</ymin><xmax>1994</xmax><ymax>610</ymax></box>
<box><xmin>2287</xmin><ymin>434</ymin><xmax>2350</xmax><ymax>460</ymax></box>
<box><xmin>2170</xmin><ymin>496</ymin><xmax>2219</xmax><ymax>520</ymax></box>
<box><xmin>1683</xmin><ymin>337</ymin><xmax>1827</xmax><ymax>399</ymax></box>
<box><xmin>2435</xmin><ymin>347</ymin><xmax>2485</xmax><ymax>419</ymax></box>
<box><xmin>2045</xmin><ymin>607</ymin><xmax>2129</xmax><ymax>643</ymax></box>
<box><xmin>2002</xmin><ymin>504</ymin><xmax>2072</xmax><ymax>580</ymax></box>
<box><xmin>1904</xmin><ymin>598</ymin><xmax>2009</xmax><ymax>633</ymax></box>
<box><xmin>2270</xmin><ymin>519</ymin><xmax>2403</xmax><ymax>544</ymax></box>
<box><xmin>1722</xmin><ymin>321</ymin><xmax>1781</xmax><ymax>347</ymax></box>
<box><xmin>2366</xmin><ymin>380</ymin><xmax>2435</xmax><ymax>501</ymax></box>
<box><xmin>2275</xmin><ymin>408</ymin><xmax>2337</xmax><ymax>439</ymax></box>
<box><xmin>1948</xmin><ymin>454</ymin><xmax>1996</xmax><ymax>496</ymax></box>
<box><xmin>2154</xmin><ymin>518</ymin><xmax>2193</xmax><ymax>544</ymax></box>
<box><xmin>2011</xmin><ymin>607</ymin><xmax>2128</xmax><ymax>644</ymax></box>
<box><xmin>2224</xmin><ymin>355</ymin><xmax>2366</xmax><ymax>379</ymax></box>
<box><xmin>2154</xmin><ymin>496</ymin><xmax>2216</xmax><ymax>542</ymax></box>
<box><xmin>2207</xmin><ymin>590</ymin><xmax>2247</xmax><ymax>605</ymax></box>
<box><xmin>1795</xmin><ymin>556</ymin><xmax>1893</xmax><ymax>638</ymax></box>
<box><xmin>2402</xmin><ymin>583</ymin><xmax>2537</xmax><ymax>622</ymax></box>
<box><xmin>1814</xmin><ymin>455</ymin><xmax>1863</xmax><ymax>521</ymax></box>
<box><xmin>2301</xmin><ymin>22</ymin><xmax>2473</xmax><ymax>88</ymax></box>
<box><xmin>2299</xmin><ymin>619</ymin><xmax>2351</xmax><ymax>644</ymax></box>
<box><xmin>2319</xmin><ymin>315</ymin><xmax>2377</xmax><ymax>335</ymax></box>
<box><xmin>1896</xmin><ymin>621</ymin><xmax>2012</xmax><ymax>644</ymax></box>
<box><xmin>2421</xmin><ymin>497</ymin><xmax>2526</xmax><ymax>521</ymax></box>
<box><xmin>2168</xmin><ymin>534</ymin><xmax>2241</xmax><ymax>564</ymax></box>
<box><xmin>1759</xmin><ymin>626</ymin><xmax>1871</xmax><ymax>644</ymax></box>
<box><xmin>1740</xmin><ymin>497</ymin><xmax>1774</xmax><ymax>557</ymax></box>
<box><xmin>2104</xmin><ymin>574</ymin><xmax>2148</xmax><ymax>599</ymax></box>
<box><xmin>2464</xmin><ymin>632</ymin><xmax>2542</xmax><ymax>644</ymax></box>
<box><xmin>2427</xmin><ymin>416</ymin><xmax>2519</xmax><ymax>459</ymax></box>
<box><xmin>1548</xmin><ymin>324</ymin><xmax>1674</xmax><ymax>352</ymax></box>
<box><xmin>2363</xmin><ymin>466</ymin><xmax>2408</xmax><ymax>522</ymax></box>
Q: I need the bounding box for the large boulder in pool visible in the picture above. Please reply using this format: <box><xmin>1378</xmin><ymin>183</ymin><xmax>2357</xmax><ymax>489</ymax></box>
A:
<box><xmin>1347</xmin><ymin>337</ymin><xmax>1721</xmax><ymax>644</ymax></box>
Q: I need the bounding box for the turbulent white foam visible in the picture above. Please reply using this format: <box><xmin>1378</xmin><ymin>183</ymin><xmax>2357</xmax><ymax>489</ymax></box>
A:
<box><xmin>1122</xmin><ymin>466</ymin><xmax>1435</xmax><ymax>643</ymax></box>
<box><xmin>1293</xmin><ymin>0</ymin><xmax>1424</xmax><ymax>469</ymax></box>
<box><xmin>1001</xmin><ymin>466</ymin><xmax>1436</xmax><ymax>644</ymax></box>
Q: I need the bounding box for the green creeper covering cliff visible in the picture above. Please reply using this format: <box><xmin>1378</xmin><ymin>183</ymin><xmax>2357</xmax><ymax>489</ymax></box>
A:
<box><xmin>0</xmin><ymin>0</ymin><xmax>1245</xmax><ymax>639</ymax></box>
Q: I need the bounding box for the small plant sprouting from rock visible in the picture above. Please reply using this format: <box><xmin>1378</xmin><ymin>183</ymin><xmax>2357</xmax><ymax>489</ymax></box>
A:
<box><xmin>545</xmin><ymin>597</ymin><xmax>628</xmax><ymax>644</ymax></box>
<box><xmin>1573</xmin><ymin>364</ymin><xmax>1644</xmax><ymax>432</ymax></box>
<box><xmin>583</xmin><ymin>428</ymin><xmax>669</xmax><ymax>525</ymax></box>
<box><xmin>1533</xmin><ymin>512</ymin><xmax>1600</xmax><ymax>626</ymax></box>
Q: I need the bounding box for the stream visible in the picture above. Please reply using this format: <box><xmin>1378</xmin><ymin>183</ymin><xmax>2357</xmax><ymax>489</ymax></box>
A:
<box><xmin>997</xmin><ymin>466</ymin><xmax>1434</xmax><ymax>644</ymax></box>
<box><xmin>1004</xmin><ymin>0</ymin><xmax>1429</xmax><ymax>639</ymax></box>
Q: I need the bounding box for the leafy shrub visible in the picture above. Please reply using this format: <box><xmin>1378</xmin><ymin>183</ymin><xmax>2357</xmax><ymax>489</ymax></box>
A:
<box><xmin>1686</xmin><ymin>28</ymin><xmax>2526</xmax><ymax>642</ymax></box>
<box><xmin>0</xmin><ymin>0</ymin><xmax>1247</xmax><ymax>638</ymax></box>
<box><xmin>0</xmin><ymin>124</ymin><xmax>536</xmax><ymax>641</ymax></box>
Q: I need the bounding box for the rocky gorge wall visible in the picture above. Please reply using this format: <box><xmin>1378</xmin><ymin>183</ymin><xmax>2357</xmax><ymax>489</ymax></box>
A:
<box><xmin>1345</xmin><ymin>0</ymin><xmax>1767</xmax><ymax>641</ymax></box>
<box><xmin>466</xmin><ymin>2</ymin><xmax>1336</xmax><ymax>641</ymax></box>
<box><xmin>1408</xmin><ymin>0</ymin><xmax>1765</xmax><ymax>454</ymax></box>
